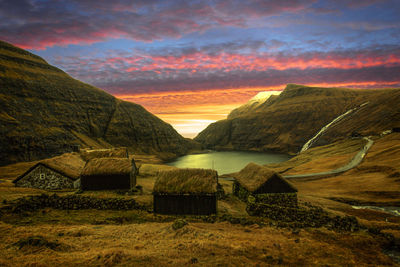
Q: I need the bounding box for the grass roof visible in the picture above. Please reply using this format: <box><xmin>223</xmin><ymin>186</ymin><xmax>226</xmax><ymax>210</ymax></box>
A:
<box><xmin>80</xmin><ymin>147</ymin><xmax>128</xmax><ymax>161</ymax></box>
<box><xmin>14</xmin><ymin>153</ymin><xmax>85</xmax><ymax>182</ymax></box>
<box><xmin>153</xmin><ymin>168</ymin><xmax>218</xmax><ymax>195</ymax></box>
<box><xmin>233</xmin><ymin>163</ymin><xmax>296</xmax><ymax>192</ymax></box>
<box><xmin>81</xmin><ymin>158</ymin><xmax>133</xmax><ymax>176</ymax></box>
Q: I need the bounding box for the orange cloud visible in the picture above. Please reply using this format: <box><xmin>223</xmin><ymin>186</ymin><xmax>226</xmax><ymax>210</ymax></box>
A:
<box><xmin>116</xmin><ymin>81</ymin><xmax>400</xmax><ymax>138</ymax></box>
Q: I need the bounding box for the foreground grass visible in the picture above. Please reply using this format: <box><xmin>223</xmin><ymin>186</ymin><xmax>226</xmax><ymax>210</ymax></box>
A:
<box><xmin>0</xmin><ymin>220</ymin><xmax>396</xmax><ymax>266</ymax></box>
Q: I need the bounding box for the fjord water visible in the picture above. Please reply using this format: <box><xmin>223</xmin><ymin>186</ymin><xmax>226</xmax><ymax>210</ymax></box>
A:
<box><xmin>166</xmin><ymin>151</ymin><xmax>291</xmax><ymax>174</ymax></box>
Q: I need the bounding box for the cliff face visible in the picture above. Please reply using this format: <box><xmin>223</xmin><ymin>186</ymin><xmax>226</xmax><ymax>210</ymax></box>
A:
<box><xmin>0</xmin><ymin>40</ymin><xmax>195</xmax><ymax>165</ymax></box>
<box><xmin>195</xmin><ymin>84</ymin><xmax>400</xmax><ymax>154</ymax></box>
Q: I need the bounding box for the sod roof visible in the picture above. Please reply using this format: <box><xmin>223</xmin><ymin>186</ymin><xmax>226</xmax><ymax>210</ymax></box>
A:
<box><xmin>153</xmin><ymin>168</ymin><xmax>218</xmax><ymax>195</ymax></box>
<box><xmin>80</xmin><ymin>147</ymin><xmax>128</xmax><ymax>161</ymax></box>
<box><xmin>233</xmin><ymin>163</ymin><xmax>297</xmax><ymax>193</ymax></box>
<box><xmin>14</xmin><ymin>152</ymin><xmax>85</xmax><ymax>182</ymax></box>
<box><xmin>81</xmin><ymin>158</ymin><xmax>133</xmax><ymax>176</ymax></box>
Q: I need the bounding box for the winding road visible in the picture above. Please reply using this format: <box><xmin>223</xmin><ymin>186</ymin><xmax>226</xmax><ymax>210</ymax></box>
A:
<box><xmin>283</xmin><ymin>137</ymin><xmax>374</xmax><ymax>180</ymax></box>
<box><xmin>219</xmin><ymin>136</ymin><xmax>375</xmax><ymax>182</ymax></box>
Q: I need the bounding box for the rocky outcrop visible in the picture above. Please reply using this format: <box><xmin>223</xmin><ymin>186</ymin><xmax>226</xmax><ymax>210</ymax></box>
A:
<box><xmin>0</xmin><ymin>40</ymin><xmax>196</xmax><ymax>165</ymax></box>
<box><xmin>195</xmin><ymin>84</ymin><xmax>400</xmax><ymax>154</ymax></box>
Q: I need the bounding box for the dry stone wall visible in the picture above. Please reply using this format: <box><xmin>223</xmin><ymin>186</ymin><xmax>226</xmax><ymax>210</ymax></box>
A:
<box><xmin>233</xmin><ymin>182</ymin><xmax>297</xmax><ymax>207</ymax></box>
<box><xmin>6</xmin><ymin>194</ymin><xmax>144</xmax><ymax>212</ymax></box>
<box><xmin>252</xmin><ymin>193</ymin><xmax>297</xmax><ymax>207</ymax></box>
<box><xmin>246</xmin><ymin>201</ymin><xmax>360</xmax><ymax>231</ymax></box>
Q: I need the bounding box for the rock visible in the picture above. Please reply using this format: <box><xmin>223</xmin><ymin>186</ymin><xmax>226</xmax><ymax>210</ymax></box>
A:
<box><xmin>292</xmin><ymin>228</ymin><xmax>300</xmax><ymax>235</ymax></box>
<box><xmin>189</xmin><ymin>257</ymin><xmax>198</xmax><ymax>264</ymax></box>
<box><xmin>172</xmin><ymin>219</ymin><xmax>188</xmax><ymax>230</ymax></box>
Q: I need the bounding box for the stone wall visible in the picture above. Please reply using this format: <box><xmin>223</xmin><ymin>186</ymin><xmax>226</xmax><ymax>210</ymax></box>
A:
<box><xmin>251</xmin><ymin>193</ymin><xmax>297</xmax><ymax>207</ymax></box>
<box><xmin>15</xmin><ymin>165</ymin><xmax>75</xmax><ymax>190</ymax></box>
<box><xmin>232</xmin><ymin>181</ymin><xmax>250</xmax><ymax>202</ymax></box>
<box><xmin>246</xmin><ymin>201</ymin><xmax>360</xmax><ymax>231</ymax></box>
<box><xmin>7</xmin><ymin>194</ymin><xmax>144</xmax><ymax>212</ymax></box>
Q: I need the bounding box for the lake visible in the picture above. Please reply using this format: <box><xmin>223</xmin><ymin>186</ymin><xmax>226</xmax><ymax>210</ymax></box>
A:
<box><xmin>166</xmin><ymin>151</ymin><xmax>291</xmax><ymax>175</ymax></box>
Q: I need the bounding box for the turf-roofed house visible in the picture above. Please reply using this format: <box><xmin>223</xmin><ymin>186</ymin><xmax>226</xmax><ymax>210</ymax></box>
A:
<box><xmin>153</xmin><ymin>168</ymin><xmax>218</xmax><ymax>215</ymax></box>
<box><xmin>80</xmin><ymin>157</ymin><xmax>137</xmax><ymax>190</ymax></box>
<box><xmin>233</xmin><ymin>163</ymin><xmax>298</xmax><ymax>207</ymax></box>
<box><xmin>13</xmin><ymin>153</ymin><xmax>85</xmax><ymax>190</ymax></box>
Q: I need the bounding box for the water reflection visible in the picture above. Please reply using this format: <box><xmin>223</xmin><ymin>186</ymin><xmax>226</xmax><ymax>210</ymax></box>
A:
<box><xmin>167</xmin><ymin>151</ymin><xmax>291</xmax><ymax>174</ymax></box>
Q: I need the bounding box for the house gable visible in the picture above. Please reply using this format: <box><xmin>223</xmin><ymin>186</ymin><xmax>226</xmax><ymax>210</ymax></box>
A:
<box><xmin>15</xmin><ymin>164</ymin><xmax>74</xmax><ymax>190</ymax></box>
<box><xmin>253</xmin><ymin>174</ymin><xmax>297</xmax><ymax>194</ymax></box>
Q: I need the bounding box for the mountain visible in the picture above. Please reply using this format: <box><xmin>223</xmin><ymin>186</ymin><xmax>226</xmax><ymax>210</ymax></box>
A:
<box><xmin>0</xmin><ymin>40</ymin><xmax>196</xmax><ymax>165</ymax></box>
<box><xmin>195</xmin><ymin>84</ymin><xmax>400</xmax><ymax>154</ymax></box>
<box><xmin>228</xmin><ymin>91</ymin><xmax>281</xmax><ymax>119</ymax></box>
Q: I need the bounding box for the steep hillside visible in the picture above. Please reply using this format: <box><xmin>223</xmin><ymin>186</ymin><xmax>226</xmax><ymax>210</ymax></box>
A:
<box><xmin>0</xmin><ymin>40</ymin><xmax>195</xmax><ymax>165</ymax></box>
<box><xmin>195</xmin><ymin>84</ymin><xmax>399</xmax><ymax>154</ymax></box>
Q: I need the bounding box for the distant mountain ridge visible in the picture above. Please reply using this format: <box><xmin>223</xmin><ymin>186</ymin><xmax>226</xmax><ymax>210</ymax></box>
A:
<box><xmin>195</xmin><ymin>84</ymin><xmax>400</xmax><ymax>154</ymax></box>
<box><xmin>0</xmin><ymin>40</ymin><xmax>196</xmax><ymax>165</ymax></box>
<box><xmin>228</xmin><ymin>91</ymin><xmax>281</xmax><ymax>119</ymax></box>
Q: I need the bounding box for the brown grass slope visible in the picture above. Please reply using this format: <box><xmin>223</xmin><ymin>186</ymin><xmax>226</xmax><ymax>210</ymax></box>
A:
<box><xmin>0</xmin><ymin>40</ymin><xmax>196</xmax><ymax>165</ymax></box>
<box><xmin>195</xmin><ymin>84</ymin><xmax>400</xmax><ymax>154</ymax></box>
<box><xmin>315</xmin><ymin>88</ymin><xmax>400</xmax><ymax>147</ymax></box>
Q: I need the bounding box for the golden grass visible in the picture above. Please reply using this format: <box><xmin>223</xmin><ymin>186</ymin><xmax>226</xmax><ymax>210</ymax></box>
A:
<box><xmin>292</xmin><ymin>133</ymin><xmax>400</xmax><ymax>204</ymax></box>
<box><xmin>153</xmin><ymin>168</ymin><xmax>218</xmax><ymax>194</ymax></box>
<box><xmin>266</xmin><ymin>138</ymin><xmax>364</xmax><ymax>174</ymax></box>
<box><xmin>0</xmin><ymin>221</ymin><xmax>395</xmax><ymax>266</ymax></box>
<box><xmin>0</xmin><ymin>161</ymin><xmax>39</xmax><ymax>181</ymax></box>
<box><xmin>81</xmin><ymin>158</ymin><xmax>132</xmax><ymax>176</ymax></box>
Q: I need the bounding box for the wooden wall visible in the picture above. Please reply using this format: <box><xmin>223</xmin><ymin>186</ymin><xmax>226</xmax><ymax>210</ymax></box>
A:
<box><xmin>154</xmin><ymin>194</ymin><xmax>217</xmax><ymax>215</ymax></box>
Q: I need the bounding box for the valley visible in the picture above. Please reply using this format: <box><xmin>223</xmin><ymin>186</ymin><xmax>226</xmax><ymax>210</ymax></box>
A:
<box><xmin>0</xmin><ymin>40</ymin><xmax>399</xmax><ymax>266</ymax></box>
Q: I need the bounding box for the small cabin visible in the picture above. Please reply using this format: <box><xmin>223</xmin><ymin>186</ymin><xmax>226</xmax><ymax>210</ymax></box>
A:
<box><xmin>233</xmin><ymin>163</ymin><xmax>297</xmax><ymax>206</ymax></box>
<box><xmin>80</xmin><ymin>157</ymin><xmax>137</xmax><ymax>190</ymax></box>
<box><xmin>153</xmin><ymin>168</ymin><xmax>218</xmax><ymax>215</ymax></box>
<box><xmin>13</xmin><ymin>153</ymin><xmax>85</xmax><ymax>190</ymax></box>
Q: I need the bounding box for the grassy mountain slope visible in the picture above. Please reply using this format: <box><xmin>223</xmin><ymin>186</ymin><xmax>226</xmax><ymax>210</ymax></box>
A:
<box><xmin>195</xmin><ymin>84</ymin><xmax>400</xmax><ymax>154</ymax></box>
<box><xmin>0</xmin><ymin>40</ymin><xmax>195</xmax><ymax>165</ymax></box>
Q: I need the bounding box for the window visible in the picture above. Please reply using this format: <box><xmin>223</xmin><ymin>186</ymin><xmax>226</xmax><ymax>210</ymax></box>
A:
<box><xmin>39</xmin><ymin>173</ymin><xmax>45</xmax><ymax>179</ymax></box>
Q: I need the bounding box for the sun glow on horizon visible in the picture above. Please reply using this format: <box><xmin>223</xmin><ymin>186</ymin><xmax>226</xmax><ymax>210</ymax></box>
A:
<box><xmin>116</xmin><ymin>81</ymin><xmax>400</xmax><ymax>138</ymax></box>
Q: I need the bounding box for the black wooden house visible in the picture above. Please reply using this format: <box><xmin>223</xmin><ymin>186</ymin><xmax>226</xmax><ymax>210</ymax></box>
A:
<box><xmin>153</xmin><ymin>168</ymin><xmax>218</xmax><ymax>215</ymax></box>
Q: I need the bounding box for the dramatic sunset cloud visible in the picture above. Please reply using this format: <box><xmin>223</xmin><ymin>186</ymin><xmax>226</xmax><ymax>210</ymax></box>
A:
<box><xmin>1</xmin><ymin>0</ymin><xmax>399</xmax><ymax>137</ymax></box>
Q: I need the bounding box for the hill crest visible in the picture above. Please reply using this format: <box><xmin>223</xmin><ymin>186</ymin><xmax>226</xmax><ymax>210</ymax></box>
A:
<box><xmin>0</xmin><ymin>40</ymin><xmax>196</xmax><ymax>165</ymax></box>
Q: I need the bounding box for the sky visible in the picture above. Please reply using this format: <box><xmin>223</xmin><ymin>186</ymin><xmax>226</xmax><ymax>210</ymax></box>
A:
<box><xmin>1</xmin><ymin>0</ymin><xmax>399</xmax><ymax>138</ymax></box>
